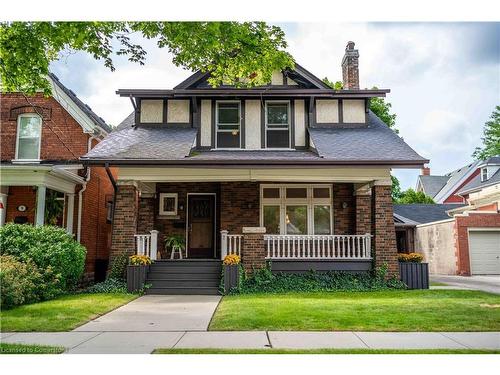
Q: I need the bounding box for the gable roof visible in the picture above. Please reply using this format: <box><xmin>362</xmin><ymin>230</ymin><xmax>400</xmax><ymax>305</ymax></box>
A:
<box><xmin>393</xmin><ymin>204</ymin><xmax>465</xmax><ymax>225</ymax></box>
<box><xmin>308</xmin><ymin>111</ymin><xmax>428</xmax><ymax>165</ymax></box>
<box><xmin>417</xmin><ymin>175</ymin><xmax>450</xmax><ymax>198</ymax></box>
<box><xmin>432</xmin><ymin>161</ymin><xmax>480</xmax><ymax>203</ymax></box>
<box><xmin>458</xmin><ymin>167</ymin><xmax>500</xmax><ymax>195</ymax></box>
<box><xmin>49</xmin><ymin>73</ymin><xmax>112</xmax><ymax>134</ymax></box>
<box><xmin>173</xmin><ymin>63</ymin><xmax>331</xmax><ymax>90</ymax></box>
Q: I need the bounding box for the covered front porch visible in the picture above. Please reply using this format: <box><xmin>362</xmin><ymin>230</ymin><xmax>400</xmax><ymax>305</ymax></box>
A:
<box><xmin>112</xmin><ymin>166</ymin><xmax>398</xmax><ymax>276</ymax></box>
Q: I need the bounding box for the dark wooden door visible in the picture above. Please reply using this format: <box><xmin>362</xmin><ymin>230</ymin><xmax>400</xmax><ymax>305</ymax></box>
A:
<box><xmin>187</xmin><ymin>195</ymin><xmax>215</xmax><ymax>258</ymax></box>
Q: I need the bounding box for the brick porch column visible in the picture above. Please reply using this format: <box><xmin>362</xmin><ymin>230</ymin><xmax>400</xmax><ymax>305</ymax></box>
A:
<box><xmin>241</xmin><ymin>226</ymin><xmax>266</xmax><ymax>274</ymax></box>
<box><xmin>110</xmin><ymin>183</ymin><xmax>139</xmax><ymax>262</ymax></box>
<box><xmin>355</xmin><ymin>184</ymin><xmax>371</xmax><ymax>235</ymax></box>
<box><xmin>371</xmin><ymin>182</ymin><xmax>399</xmax><ymax>276</ymax></box>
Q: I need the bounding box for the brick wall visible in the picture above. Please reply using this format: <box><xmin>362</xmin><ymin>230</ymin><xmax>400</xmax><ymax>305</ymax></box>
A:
<box><xmin>5</xmin><ymin>186</ymin><xmax>37</xmax><ymax>224</ymax></box>
<box><xmin>333</xmin><ymin>183</ymin><xmax>356</xmax><ymax>234</ymax></box>
<box><xmin>371</xmin><ymin>185</ymin><xmax>398</xmax><ymax>276</ymax></box>
<box><xmin>110</xmin><ymin>185</ymin><xmax>138</xmax><ymax>260</ymax></box>
<box><xmin>220</xmin><ymin>182</ymin><xmax>260</xmax><ymax>233</ymax></box>
<box><xmin>454</xmin><ymin>212</ymin><xmax>500</xmax><ymax>275</ymax></box>
<box><xmin>241</xmin><ymin>231</ymin><xmax>266</xmax><ymax>273</ymax></box>
<box><xmin>355</xmin><ymin>192</ymin><xmax>371</xmax><ymax>234</ymax></box>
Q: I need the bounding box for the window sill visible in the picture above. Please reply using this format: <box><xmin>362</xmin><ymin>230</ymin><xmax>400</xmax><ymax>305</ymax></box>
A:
<box><xmin>11</xmin><ymin>159</ymin><xmax>41</xmax><ymax>164</ymax></box>
<box><xmin>158</xmin><ymin>215</ymin><xmax>180</xmax><ymax>220</ymax></box>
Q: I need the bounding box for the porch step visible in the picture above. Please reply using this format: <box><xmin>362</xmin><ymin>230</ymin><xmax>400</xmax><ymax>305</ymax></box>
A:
<box><xmin>146</xmin><ymin>286</ymin><xmax>220</xmax><ymax>295</ymax></box>
<box><xmin>145</xmin><ymin>259</ymin><xmax>221</xmax><ymax>295</ymax></box>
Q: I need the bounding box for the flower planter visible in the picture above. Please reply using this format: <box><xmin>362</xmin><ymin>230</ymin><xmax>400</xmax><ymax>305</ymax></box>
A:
<box><xmin>224</xmin><ymin>264</ymin><xmax>240</xmax><ymax>294</ymax></box>
<box><xmin>399</xmin><ymin>262</ymin><xmax>429</xmax><ymax>289</ymax></box>
<box><xmin>127</xmin><ymin>265</ymin><xmax>150</xmax><ymax>293</ymax></box>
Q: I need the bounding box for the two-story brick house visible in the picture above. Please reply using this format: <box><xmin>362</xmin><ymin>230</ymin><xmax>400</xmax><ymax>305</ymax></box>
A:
<box><xmin>0</xmin><ymin>74</ymin><xmax>115</xmax><ymax>281</ymax></box>
<box><xmin>82</xmin><ymin>41</ymin><xmax>428</xmax><ymax>294</ymax></box>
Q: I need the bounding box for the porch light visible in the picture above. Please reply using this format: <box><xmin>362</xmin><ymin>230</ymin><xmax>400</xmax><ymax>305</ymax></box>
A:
<box><xmin>342</xmin><ymin>202</ymin><xmax>348</xmax><ymax>209</ymax></box>
<box><xmin>231</xmin><ymin>130</ymin><xmax>239</xmax><ymax>136</ymax></box>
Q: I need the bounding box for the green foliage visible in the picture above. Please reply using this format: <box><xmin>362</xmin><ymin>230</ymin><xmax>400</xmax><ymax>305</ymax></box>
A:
<box><xmin>84</xmin><ymin>278</ymin><xmax>128</xmax><ymax>294</ymax></box>
<box><xmin>231</xmin><ymin>263</ymin><xmax>405</xmax><ymax>294</ymax></box>
<box><xmin>44</xmin><ymin>190</ymin><xmax>64</xmax><ymax>225</ymax></box>
<box><xmin>369</xmin><ymin>92</ymin><xmax>398</xmax><ymax>133</ymax></box>
<box><xmin>108</xmin><ymin>251</ymin><xmax>129</xmax><ymax>281</ymax></box>
<box><xmin>0</xmin><ymin>22</ymin><xmax>293</xmax><ymax>95</ymax></box>
<box><xmin>322</xmin><ymin>77</ymin><xmax>343</xmax><ymax>89</ymax></box>
<box><xmin>391</xmin><ymin>175</ymin><xmax>403</xmax><ymax>202</ymax></box>
<box><xmin>0</xmin><ymin>224</ymin><xmax>86</xmax><ymax>290</ymax></box>
<box><xmin>0</xmin><ymin>255</ymin><xmax>61</xmax><ymax>309</ymax></box>
<box><xmin>473</xmin><ymin>105</ymin><xmax>500</xmax><ymax>160</ymax></box>
<box><xmin>164</xmin><ymin>234</ymin><xmax>186</xmax><ymax>251</ymax></box>
<box><xmin>396</xmin><ymin>188</ymin><xmax>435</xmax><ymax>204</ymax></box>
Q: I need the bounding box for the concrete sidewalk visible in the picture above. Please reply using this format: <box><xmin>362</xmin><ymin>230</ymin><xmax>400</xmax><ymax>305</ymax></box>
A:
<box><xmin>2</xmin><ymin>331</ymin><xmax>499</xmax><ymax>354</ymax></box>
<box><xmin>430</xmin><ymin>275</ymin><xmax>500</xmax><ymax>295</ymax></box>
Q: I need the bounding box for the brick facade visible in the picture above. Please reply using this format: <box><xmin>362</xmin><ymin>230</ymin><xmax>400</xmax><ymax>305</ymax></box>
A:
<box><xmin>333</xmin><ymin>183</ymin><xmax>356</xmax><ymax>234</ymax></box>
<box><xmin>110</xmin><ymin>185</ymin><xmax>138</xmax><ymax>259</ymax></box>
<box><xmin>355</xmin><ymin>192</ymin><xmax>371</xmax><ymax>235</ymax></box>
<box><xmin>220</xmin><ymin>182</ymin><xmax>260</xmax><ymax>233</ymax></box>
<box><xmin>454</xmin><ymin>212</ymin><xmax>500</xmax><ymax>275</ymax></box>
<box><xmin>371</xmin><ymin>185</ymin><xmax>399</xmax><ymax>276</ymax></box>
<box><xmin>241</xmin><ymin>231</ymin><xmax>266</xmax><ymax>273</ymax></box>
<box><xmin>1</xmin><ymin>93</ymin><xmax>115</xmax><ymax>280</ymax></box>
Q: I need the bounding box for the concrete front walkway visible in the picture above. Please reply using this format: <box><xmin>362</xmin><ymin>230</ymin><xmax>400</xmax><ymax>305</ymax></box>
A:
<box><xmin>431</xmin><ymin>275</ymin><xmax>500</xmax><ymax>295</ymax></box>
<box><xmin>74</xmin><ymin>295</ymin><xmax>222</xmax><ymax>332</ymax></box>
<box><xmin>2</xmin><ymin>331</ymin><xmax>499</xmax><ymax>354</ymax></box>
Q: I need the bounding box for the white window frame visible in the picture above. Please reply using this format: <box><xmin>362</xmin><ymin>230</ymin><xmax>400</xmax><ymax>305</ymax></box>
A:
<box><xmin>15</xmin><ymin>113</ymin><xmax>42</xmax><ymax>161</ymax></box>
<box><xmin>260</xmin><ymin>184</ymin><xmax>333</xmax><ymax>235</ymax></box>
<box><xmin>159</xmin><ymin>193</ymin><xmax>178</xmax><ymax>216</ymax></box>
<box><xmin>215</xmin><ymin>100</ymin><xmax>241</xmax><ymax>149</ymax></box>
<box><xmin>481</xmin><ymin>167</ymin><xmax>489</xmax><ymax>182</ymax></box>
<box><xmin>265</xmin><ymin>100</ymin><xmax>291</xmax><ymax>149</ymax></box>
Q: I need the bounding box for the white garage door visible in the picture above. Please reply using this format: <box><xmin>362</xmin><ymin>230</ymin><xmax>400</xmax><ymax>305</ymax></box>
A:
<box><xmin>468</xmin><ymin>231</ymin><xmax>500</xmax><ymax>275</ymax></box>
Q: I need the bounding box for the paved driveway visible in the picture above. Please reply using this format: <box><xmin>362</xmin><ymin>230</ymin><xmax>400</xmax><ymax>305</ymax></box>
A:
<box><xmin>431</xmin><ymin>275</ymin><xmax>500</xmax><ymax>294</ymax></box>
<box><xmin>73</xmin><ymin>295</ymin><xmax>221</xmax><ymax>332</ymax></box>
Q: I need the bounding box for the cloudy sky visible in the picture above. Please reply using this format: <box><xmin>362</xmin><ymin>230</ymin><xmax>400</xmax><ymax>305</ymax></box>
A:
<box><xmin>50</xmin><ymin>22</ymin><xmax>500</xmax><ymax>189</ymax></box>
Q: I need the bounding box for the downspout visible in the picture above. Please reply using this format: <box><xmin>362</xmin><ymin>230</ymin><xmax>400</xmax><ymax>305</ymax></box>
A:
<box><xmin>77</xmin><ymin>135</ymin><xmax>98</xmax><ymax>242</ymax></box>
<box><xmin>105</xmin><ymin>162</ymin><xmax>118</xmax><ymax>218</ymax></box>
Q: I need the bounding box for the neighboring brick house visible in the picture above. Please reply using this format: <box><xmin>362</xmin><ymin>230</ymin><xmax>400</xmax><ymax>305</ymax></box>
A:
<box><xmin>0</xmin><ymin>74</ymin><xmax>116</xmax><ymax>281</ymax></box>
<box><xmin>82</xmin><ymin>41</ymin><xmax>428</xmax><ymax>294</ymax></box>
<box><xmin>396</xmin><ymin>156</ymin><xmax>500</xmax><ymax>276</ymax></box>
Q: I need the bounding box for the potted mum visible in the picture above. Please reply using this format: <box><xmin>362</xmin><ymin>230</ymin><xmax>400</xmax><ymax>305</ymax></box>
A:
<box><xmin>398</xmin><ymin>252</ymin><xmax>429</xmax><ymax>289</ymax></box>
<box><xmin>222</xmin><ymin>254</ymin><xmax>241</xmax><ymax>294</ymax></box>
<box><xmin>127</xmin><ymin>255</ymin><xmax>152</xmax><ymax>293</ymax></box>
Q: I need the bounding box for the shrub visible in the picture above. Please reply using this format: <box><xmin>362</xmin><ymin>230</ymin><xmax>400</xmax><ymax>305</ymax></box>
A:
<box><xmin>84</xmin><ymin>278</ymin><xmax>128</xmax><ymax>294</ymax></box>
<box><xmin>233</xmin><ymin>263</ymin><xmax>406</xmax><ymax>294</ymax></box>
<box><xmin>108</xmin><ymin>251</ymin><xmax>129</xmax><ymax>281</ymax></box>
<box><xmin>0</xmin><ymin>224</ymin><xmax>86</xmax><ymax>290</ymax></box>
<box><xmin>129</xmin><ymin>255</ymin><xmax>152</xmax><ymax>266</ymax></box>
<box><xmin>0</xmin><ymin>255</ymin><xmax>61</xmax><ymax>309</ymax></box>
<box><xmin>223</xmin><ymin>254</ymin><xmax>240</xmax><ymax>265</ymax></box>
<box><xmin>398</xmin><ymin>252</ymin><xmax>424</xmax><ymax>263</ymax></box>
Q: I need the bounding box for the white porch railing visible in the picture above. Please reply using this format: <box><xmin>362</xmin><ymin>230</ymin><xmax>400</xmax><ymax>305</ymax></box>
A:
<box><xmin>264</xmin><ymin>234</ymin><xmax>372</xmax><ymax>260</ymax></box>
<box><xmin>134</xmin><ymin>230</ymin><xmax>159</xmax><ymax>261</ymax></box>
<box><xmin>220</xmin><ymin>230</ymin><xmax>243</xmax><ymax>259</ymax></box>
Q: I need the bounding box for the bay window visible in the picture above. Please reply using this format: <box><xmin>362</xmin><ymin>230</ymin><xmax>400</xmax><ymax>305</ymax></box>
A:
<box><xmin>16</xmin><ymin>114</ymin><xmax>42</xmax><ymax>160</ymax></box>
<box><xmin>265</xmin><ymin>101</ymin><xmax>290</xmax><ymax>148</ymax></box>
<box><xmin>261</xmin><ymin>185</ymin><xmax>332</xmax><ymax>235</ymax></box>
<box><xmin>216</xmin><ymin>101</ymin><xmax>241</xmax><ymax>148</ymax></box>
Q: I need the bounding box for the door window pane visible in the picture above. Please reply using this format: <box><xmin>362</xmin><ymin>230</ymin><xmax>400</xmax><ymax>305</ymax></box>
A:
<box><xmin>286</xmin><ymin>205</ymin><xmax>307</xmax><ymax>234</ymax></box>
<box><xmin>314</xmin><ymin>205</ymin><xmax>331</xmax><ymax>235</ymax></box>
<box><xmin>17</xmin><ymin>115</ymin><xmax>41</xmax><ymax>159</ymax></box>
<box><xmin>263</xmin><ymin>206</ymin><xmax>280</xmax><ymax>234</ymax></box>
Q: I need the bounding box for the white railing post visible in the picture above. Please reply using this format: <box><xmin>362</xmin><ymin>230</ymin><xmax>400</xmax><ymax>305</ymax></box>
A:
<box><xmin>220</xmin><ymin>230</ymin><xmax>228</xmax><ymax>259</ymax></box>
<box><xmin>150</xmin><ymin>230</ymin><xmax>159</xmax><ymax>261</ymax></box>
<box><xmin>365</xmin><ymin>233</ymin><xmax>371</xmax><ymax>259</ymax></box>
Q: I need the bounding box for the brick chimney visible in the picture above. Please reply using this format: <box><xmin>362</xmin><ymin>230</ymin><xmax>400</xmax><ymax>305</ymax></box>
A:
<box><xmin>421</xmin><ymin>167</ymin><xmax>430</xmax><ymax>176</ymax></box>
<box><xmin>342</xmin><ymin>41</ymin><xmax>359</xmax><ymax>89</ymax></box>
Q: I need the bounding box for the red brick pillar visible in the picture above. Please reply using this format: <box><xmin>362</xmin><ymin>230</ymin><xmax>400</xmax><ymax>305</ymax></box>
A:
<box><xmin>241</xmin><ymin>227</ymin><xmax>266</xmax><ymax>274</ymax></box>
<box><xmin>355</xmin><ymin>186</ymin><xmax>371</xmax><ymax>235</ymax></box>
<box><xmin>371</xmin><ymin>184</ymin><xmax>398</xmax><ymax>276</ymax></box>
<box><xmin>110</xmin><ymin>184</ymin><xmax>139</xmax><ymax>262</ymax></box>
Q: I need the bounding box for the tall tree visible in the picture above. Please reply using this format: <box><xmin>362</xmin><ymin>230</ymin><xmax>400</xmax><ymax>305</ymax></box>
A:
<box><xmin>391</xmin><ymin>175</ymin><xmax>403</xmax><ymax>202</ymax></box>
<box><xmin>472</xmin><ymin>105</ymin><xmax>500</xmax><ymax>160</ymax></box>
<box><xmin>396</xmin><ymin>189</ymin><xmax>435</xmax><ymax>204</ymax></box>
<box><xmin>0</xmin><ymin>22</ymin><xmax>294</xmax><ymax>95</ymax></box>
<box><xmin>322</xmin><ymin>77</ymin><xmax>343</xmax><ymax>90</ymax></box>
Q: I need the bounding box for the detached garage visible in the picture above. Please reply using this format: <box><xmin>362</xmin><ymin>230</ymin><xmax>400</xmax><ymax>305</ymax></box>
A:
<box><xmin>468</xmin><ymin>230</ymin><xmax>500</xmax><ymax>275</ymax></box>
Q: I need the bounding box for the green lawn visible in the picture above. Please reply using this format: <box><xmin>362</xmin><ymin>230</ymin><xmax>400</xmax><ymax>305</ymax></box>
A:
<box><xmin>1</xmin><ymin>293</ymin><xmax>136</xmax><ymax>332</ymax></box>
<box><xmin>209</xmin><ymin>290</ymin><xmax>500</xmax><ymax>332</ymax></box>
<box><xmin>154</xmin><ymin>348</ymin><xmax>500</xmax><ymax>354</ymax></box>
<box><xmin>0</xmin><ymin>343</ymin><xmax>64</xmax><ymax>354</ymax></box>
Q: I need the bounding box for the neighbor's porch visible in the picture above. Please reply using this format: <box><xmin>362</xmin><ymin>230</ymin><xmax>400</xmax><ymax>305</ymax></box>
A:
<box><xmin>110</xmin><ymin>167</ymin><xmax>398</xmax><ymax>275</ymax></box>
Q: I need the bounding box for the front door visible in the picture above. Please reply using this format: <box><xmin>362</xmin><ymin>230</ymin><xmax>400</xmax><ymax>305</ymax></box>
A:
<box><xmin>187</xmin><ymin>194</ymin><xmax>215</xmax><ymax>258</ymax></box>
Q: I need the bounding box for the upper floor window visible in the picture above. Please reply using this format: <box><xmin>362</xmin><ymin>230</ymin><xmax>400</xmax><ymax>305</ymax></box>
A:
<box><xmin>265</xmin><ymin>101</ymin><xmax>290</xmax><ymax>148</ymax></box>
<box><xmin>216</xmin><ymin>101</ymin><xmax>240</xmax><ymax>148</ymax></box>
<box><xmin>481</xmin><ymin>167</ymin><xmax>489</xmax><ymax>182</ymax></box>
<box><xmin>16</xmin><ymin>114</ymin><xmax>42</xmax><ymax>160</ymax></box>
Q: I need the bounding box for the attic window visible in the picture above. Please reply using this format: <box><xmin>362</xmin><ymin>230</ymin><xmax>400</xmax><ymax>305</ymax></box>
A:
<box><xmin>481</xmin><ymin>167</ymin><xmax>489</xmax><ymax>182</ymax></box>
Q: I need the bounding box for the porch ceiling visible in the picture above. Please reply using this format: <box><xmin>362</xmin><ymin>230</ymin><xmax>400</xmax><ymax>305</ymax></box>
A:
<box><xmin>117</xmin><ymin>166</ymin><xmax>391</xmax><ymax>184</ymax></box>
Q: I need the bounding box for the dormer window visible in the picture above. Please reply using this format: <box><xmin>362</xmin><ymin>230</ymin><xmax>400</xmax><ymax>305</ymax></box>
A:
<box><xmin>265</xmin><ymin>101</ymin><xmax>290</xmax><ymax>148</ymax></box>
<box><xmin>481</xmin><ymin>167</ymin><xmax>489</xmax><ymax>182</ymax></box>
<box><xmin>216</xmin><ymin>101</ymin><xmax>241</xmax><ymax>148</ymax></box>
<box><xmin>16</xmin><ymin>114</ymin><xmax>42</xmax><ymax>161</ymax></box>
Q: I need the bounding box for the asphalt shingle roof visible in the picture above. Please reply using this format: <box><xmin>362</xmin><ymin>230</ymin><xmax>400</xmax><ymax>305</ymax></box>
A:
<box><xmin>309</xmin><ymin>111</ymin><xmax>427</xmax><ymax>163</ymax></box>
<box><xmin>418</xmin><ymin>175</ymin><xmax>450</xmax><ymax>198</ymax></box>
<box><xmin>458</xmin><ymin>168</ymin><xmax>500</xmax><ymax>194</ymax></box>
<box><xmin>393</xmin><ymin>204</ymin><xmax>465</xmax><ymax>225</ymax></box>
